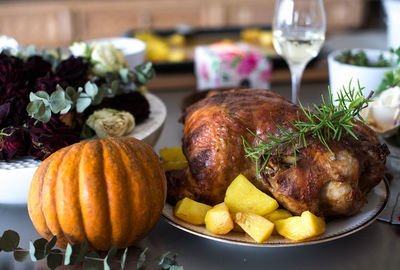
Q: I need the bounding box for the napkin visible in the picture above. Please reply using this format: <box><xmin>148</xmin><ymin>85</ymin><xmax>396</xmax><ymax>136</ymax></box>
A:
<box><xmin>378</xmin><ymin>172</ymin><xmax>400</xmax><ymax>224</ymax></box>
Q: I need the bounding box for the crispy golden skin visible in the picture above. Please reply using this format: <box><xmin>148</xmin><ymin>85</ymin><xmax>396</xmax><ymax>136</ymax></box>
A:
<box><xmin>167</xmin><ymin>89</ymin><xmax>389</xmax><ymax>217</ymax></box>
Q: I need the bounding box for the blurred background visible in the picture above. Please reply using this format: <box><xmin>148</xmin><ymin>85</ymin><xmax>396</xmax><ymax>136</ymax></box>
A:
<box><xmin>0</xmin><ymin>0</ymin><xmax>393</xmax><ymax>90</ymax></box>
<box><xmin>0</xmin><ymin>0</ymin><xmax>385</xmax><ymax>47</ymax></box>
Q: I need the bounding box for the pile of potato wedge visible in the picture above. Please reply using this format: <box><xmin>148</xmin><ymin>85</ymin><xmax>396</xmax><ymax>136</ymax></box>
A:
<box><xmin>160</xmin><ymin>147</ymin><xmax>326</xmax><ymax>243</ymax></box>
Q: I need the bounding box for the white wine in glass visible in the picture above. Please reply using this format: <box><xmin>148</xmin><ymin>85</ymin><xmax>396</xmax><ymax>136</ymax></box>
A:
<box><xmin>272</xmin><ymin>0</ymin><xmax>326</xmax><ymax>104</ymax></box>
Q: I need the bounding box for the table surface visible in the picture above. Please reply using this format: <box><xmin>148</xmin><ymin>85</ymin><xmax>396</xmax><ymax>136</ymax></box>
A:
<box><xmin>1</xmin><ymin>83</ymin><xmax>400</xmax><ymax>270</ymax></box>
<box><xmin>1</xmin><ymin>30</ymin><xmax>400</xmax><ymax>270</ymax></box>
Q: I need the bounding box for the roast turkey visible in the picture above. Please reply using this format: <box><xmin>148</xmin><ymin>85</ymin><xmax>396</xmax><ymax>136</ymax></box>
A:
<box><xmin>167</xmin><ymin>89</ymin><xmax>389</xmax><ymax>217</ymax></box>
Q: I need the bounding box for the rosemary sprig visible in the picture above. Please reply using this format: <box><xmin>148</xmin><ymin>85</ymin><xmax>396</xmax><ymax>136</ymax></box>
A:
<box><xmin>242</xmin><ymin>81</ymin><xmax>373</xmax><ymax>175</ymax></box>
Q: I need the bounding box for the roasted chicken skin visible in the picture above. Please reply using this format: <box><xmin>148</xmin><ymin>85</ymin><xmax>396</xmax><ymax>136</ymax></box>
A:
<box><xmin>167</xmin><ymin>89</ymin><xmax>389</xmax><ymax>217</ymax></box>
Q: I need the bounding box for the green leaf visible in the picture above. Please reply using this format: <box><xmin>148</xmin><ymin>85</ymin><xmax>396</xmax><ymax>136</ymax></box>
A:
<box><xmin>69</xmin><ymin>239</ymin><xmax>89</xmax><ymax>264</ymax></box>
<box><xmin>137</xmin><ymin>247</ymin><xmax>148</xmax><ymax>269</ymax></box>
<box><xmin>47</xmin><ymin>249</ymin><xmax>63</xmax><ymax>270</ymax></box>
<box><xmin>30</xmin><ymin>91</ymin><xmax>50</xmax><ymax>103</ymax></box>
<box><xmin>76</xmin><ymin>94</ymin><xmax>92</xmax><ymax>113</ymax></box>
<box><xmin>45</xmin><ymin>235</ymin><xmax>57</xmax><ymax>254</ymax></box>
<box><xmin>64</xmin><ymin>243</ymin><xmax>73</xmax><ymax>265</ymax></box>
<box><xmin>84</xmin><ymin>81</ymin><xmax>99</xmax><ymax>97</ymax></box>
<box><xmin>49</xmin><ymin>89</ymin><xmax>68</xmax><ymax>113</ymax></box>
<box><xmin>0</xmin><ymin>230</ymin><xmax>20</xmax><ymax>251</ymax></box>
<box><xmin>13</xmin><ymin>248</ymin><xmax>29</xmax><ymax>262</ymax></box>
<box><xmin>83</xmin><ymin>251</ymin><xmax>102</xmax><ymax>270</ymax></box>
<box><xmin>36</xmin><ymin>107</ymin><xmax>52</xmax><ymax>123</ymax></box>
<box><xmin>30</xmin><ymin>238</ymin><xmax>48</xmax><ymax>261</ymax></box>
<box><xmin>110</xmin><ymin>80</ymin><xmax>120</xmax><ymax>96</ymax></box>
<box><xmin>121</xmin><ymin>248</ymin><xmax>128</xmax><ymax>270</ymax></box>
<box><xmin>104</xmin><ymin>246</ymin><xmax>119</xmax><ymax>270</ymax></box>
<box><xmin>26</xmin><ymin>45</ymin><xmax>36</xmax><ymax>57</ymax></box>
<box><xmin>170</xmin><ymin>266</ymin><xmax>184</xmax><ymax>270</ymax></box>
<box><xmin>135</xmin><ymin>73</ymin><xmax>147</xmax><ymax>85</ymax></box>
<box><xmin>119</xmin><ymin>68</ymin><xmax>129</xmax><ymax>83</ymax></box>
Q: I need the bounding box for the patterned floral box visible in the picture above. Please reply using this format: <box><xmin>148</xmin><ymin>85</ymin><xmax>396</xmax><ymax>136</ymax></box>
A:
<box><xmin>194</xmin><ymin>42</ymin><xmax>272</xmax><ymax>91</ymax></box>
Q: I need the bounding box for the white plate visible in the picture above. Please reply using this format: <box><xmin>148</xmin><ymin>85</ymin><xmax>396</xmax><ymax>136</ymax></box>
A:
<box><xmin>162</xmin><ymin>179</ymin><xmax>389</xmax><ymax>247</ymax></box>
<box><xmin>0</xmin><ymin>92</ymin><xmax>166</xmax><ymax>205</ymax></box>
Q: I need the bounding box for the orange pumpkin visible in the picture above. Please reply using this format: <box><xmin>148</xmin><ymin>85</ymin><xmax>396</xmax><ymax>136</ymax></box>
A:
<box><xmin>27</xmin><ymin>137</ymin><xmax>167</xmax><ymax>250</ymax></box>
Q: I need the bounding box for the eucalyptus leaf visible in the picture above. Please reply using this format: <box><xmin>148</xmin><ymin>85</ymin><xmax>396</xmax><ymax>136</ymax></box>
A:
<box><xmin>69</xmin><ymin>239</ymin><xmax>89</xmax><ymax>264</ymax></box>
<box><xmin>76</xmin><ymin>95</ymin><xmax>92</xmax><ymax>113</ymax></box>
<box><xmin>44</xmin><ymin>235</ymin><xmax>57</xmax><ymax>254</ymax></box>
<box><xmin>170</xmin><ymin>265</ymin><xmax>184</xmax><ymax>270</ymax></box>
<box><xmin>26</xmin><ymin>45</ymin><xmax>36</xmax><ymax>58</ymax></box>
<box><xmin>92</xmin><ymin>87</ymin><xmax>106</xmax><ymax>106</ymax></box>
<box><xmin>64</xmin><ymin>243</ymin><xmax>73</xmax><ymax>265</ymax></box>
<box><xmin>0</xmin><ymin>230</ymin><xmax>20</xmax><ymax>252</ymax></box>
<box><xmin>104</xmin><ymin>246</ymin><xmax>119</xmax><ymax>270</ymax></box>
<box><xmin>13</xmin><ymin>248</ymin><xmax>29</xmax><ymax>262</ymax></box>
<box><xmin>83</xmin><ymin>251</ymin><xmax>102</xmax><ymax>270</ymax></box>
<box><xmin>110</xmin><ymin>80</ymin><xmax>120</xmax><ymax>96</ymax></box>
<box><xmin>84</xmin><ymin>81</ymin><xmax>99</xmax><ymax>97</ymax></box>
<box><xmin>27</xmin><ymin>100</ymin><xmax>44</xmax><ymax>117</ymax></box>
<box><xmin>135</xmin><ymin>73</ymin><xmax>147</xmax><ymax>85</ymax></box>
<box><xmin>121</xmin><ymin>248</ymin><xmax>128</xmax><ymax>270</ymax></box>
<box><xmin>36</xmin><ymin>107</ymin><xmax>52</xmax><ymax>123</ymax></box>
<box><xmin>137</xmin><ymin>247</ymin><xmax>148</xmax><ymax>269</ymax></box>
<box><xmin>49</xmin><ymin>89</ymin><xmax>68</xmax><ymax>113</ymax></box>
<box><xmin>47</xmin><ymin>249</ymin><xmax>63</xmax><ymax>270</ymax></box>
<box><xmin>30</xmin><ymin>91</ymin><xmax>50</xmax><ymax>103</ymax></box>
<box><xmin>30</xmin><ymin>238</ymin><xmax>47</xmax><ymax>261</ymax></box>
<box><xmin>119</xmin><ymin>68</ymin><xmax>129</xmax><ymax>84</ymax></box>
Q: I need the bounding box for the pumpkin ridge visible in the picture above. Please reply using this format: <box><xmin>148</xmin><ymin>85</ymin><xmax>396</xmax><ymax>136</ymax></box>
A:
<box><xmin>99</xmin><ymin>139</ymin><xmax>114</xmax><ymax>248</ymax></box>
<box><xmin>103</xmin><ymin>138</ymin><xmax>132</xmax><ymax>247</ymax></box>
<box><xmin>69</xmin><ymin>142</ymin><xmax>87</xmax><ymax>245</ymax></box>
<box><xmin>49</xmin><ymin>146</ymin><xmax>74</xmax><ymax>247</ymax></box>
<box><xmin>108</xmin><ymin>138</ymin><xmax>137</xmax><ymax>246</ymax></box>
<box><xmin>28</xmin><ymin>153</ymin><xmax>57</xmax><ymax>240</ymax></box>
<box><xmin>125</xmin><ymin>139</ymin><xmax>153</xmax><ymax>238</ymax></box>
<box><xmin>133</xmin><ymin>139</ymin><xmax>167</xmax><ymax>230</ymax></box>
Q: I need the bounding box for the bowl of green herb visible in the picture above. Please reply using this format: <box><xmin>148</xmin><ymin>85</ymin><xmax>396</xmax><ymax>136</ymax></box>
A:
<box><xmin>328</xmin><ymin>48</ymin><xmax>397</xmax><ymax>103</ymax></box>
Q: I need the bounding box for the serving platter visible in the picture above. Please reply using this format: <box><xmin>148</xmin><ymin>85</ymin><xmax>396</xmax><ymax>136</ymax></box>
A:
<box><xmin>162</xmin><ymin>179</ymin><xmax>389</xmax><ymax>247</ymax></box>
<box><xmin>0</xmin><ymin>92</ymin><xmax>166</xmax><ymax>205</ymax></box>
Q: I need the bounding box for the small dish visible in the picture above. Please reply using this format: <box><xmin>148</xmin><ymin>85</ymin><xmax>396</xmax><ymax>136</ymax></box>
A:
<box><xmin>88</xmin><ymin>37</ymin><xmax>146</xmax><ymax>70</ymax></box>
<box><xmin>162</xmin><ymin>179</ymin><xmax>388</xmax><ymax>247</ymax></box>
<box><xmin>327</xmin><ymin>48</ymin><xmax>396</xmax><ymax>102</ymax></box>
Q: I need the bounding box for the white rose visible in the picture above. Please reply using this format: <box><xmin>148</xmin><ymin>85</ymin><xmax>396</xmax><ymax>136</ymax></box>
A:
<box><xmin>90</xmin><ymin>42</ymin><xmax>127</xmax><ymax>76</ymax></box>
<box><xmin>361</xmin><ymin>86</ymin><xmax>400</xmax><ymax>135</ymax></box>
<box><xmin>69</xmin><ymin>42</ymin><xmax>91</xmax><ymax>58</ymax></box>
<box><xmin>86</xmin><ymin>108</ymin><xmax>135</xmax><ymax>139</ymax></box>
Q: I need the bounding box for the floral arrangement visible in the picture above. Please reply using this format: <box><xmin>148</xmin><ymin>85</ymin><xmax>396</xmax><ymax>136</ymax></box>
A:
<box><xmin>0</xmin><ymin>41</ymin><xmax>155</xmax><ymax>161</ymax></box>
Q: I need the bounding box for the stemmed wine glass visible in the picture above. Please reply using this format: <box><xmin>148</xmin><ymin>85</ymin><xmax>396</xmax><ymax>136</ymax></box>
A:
<box><xmin>272</xmin><ymin>0</ymin><xmax>326</xmax><ymax>104</ymax></box>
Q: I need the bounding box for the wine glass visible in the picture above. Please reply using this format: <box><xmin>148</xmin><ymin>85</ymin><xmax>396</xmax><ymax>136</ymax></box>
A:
<box><xmin>272</xmin><ymin>0</ymin><xmax>326</xmax><ymax>104</ymax></box>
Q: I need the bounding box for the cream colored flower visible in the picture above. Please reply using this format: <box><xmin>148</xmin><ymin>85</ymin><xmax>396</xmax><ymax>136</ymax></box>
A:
<box><xmin>69</xmin><ymin>42</ymin><xmax>91</xmax><ymax>58</ymax></box>
<box><xmin>90</xmin><ymin>42</ymin><xmax>127</xmax><ymax>76</ymax></box>
<box><xmin>86</xmin><ymin>108</ymin><xmax>135</xmax><ymax>139</ymax></box>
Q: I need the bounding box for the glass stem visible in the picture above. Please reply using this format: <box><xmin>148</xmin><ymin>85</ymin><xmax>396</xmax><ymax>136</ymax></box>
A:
<box><xmin>289</xmin><ymin>64</ymin><xmax>306</xmax><ymax>104</ymax></box>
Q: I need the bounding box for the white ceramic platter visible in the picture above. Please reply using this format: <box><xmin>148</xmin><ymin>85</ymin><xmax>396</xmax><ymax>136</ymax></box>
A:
<box><xmin>163</xmin><ymin>179</ymin><xmax>389</xmax><ymax>247</ymax></box>
<box><xmin>0</xmin><ymin>93</ymin><xmax>166</xmax><ymax>205</ymax></box>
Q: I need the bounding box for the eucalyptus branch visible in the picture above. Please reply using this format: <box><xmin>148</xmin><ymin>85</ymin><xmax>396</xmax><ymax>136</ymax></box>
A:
<box><xmin>242</xmin><ymin>81</ymin><xmax>373</xmax><ymax>175</ymax></box>
<box><xmin>0</xmin><ymin>230</ymin><xmax>183</xmax><ymax>270</ymax></box>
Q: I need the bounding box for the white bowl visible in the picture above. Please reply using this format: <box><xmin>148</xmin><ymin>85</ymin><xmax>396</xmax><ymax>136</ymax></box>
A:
<box><xmin>89</xmin><ymin>37</ymin><xmax>146</xmax><ymax>70</ymax></box>
<box><xmin>328</xmin><ymin>48</ymin><xmax>396</xmax><ymax>102</ymax></box>
<box><xmin>0</xmin><ymin>93</ymin><xmax>166</xmax><ymax>205</ymax></box>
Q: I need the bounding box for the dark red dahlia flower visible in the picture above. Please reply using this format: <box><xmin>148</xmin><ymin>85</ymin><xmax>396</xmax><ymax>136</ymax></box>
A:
<box><xmin>24</xmin><ymin>55</ymin><xmax>52</xmax><ymax>87</ymax></box>
<box><xmin>55</xmin><ymin>56</ymin><xmax>88</xmax><ymax>89</ymax></box>
<box><xmin>0</xmin><ymin>127</ymin><xmax>30</xmax><ymax>161</ymax></box>
<box><xmin>27</xmin><ymin>117</ymin><xmax>80</xmax><ymax>160</ymax></box>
